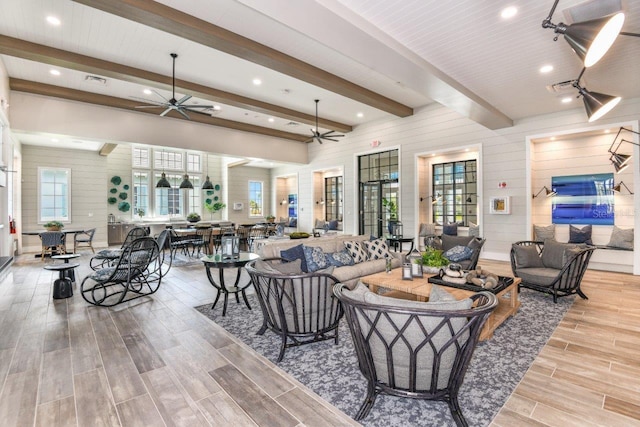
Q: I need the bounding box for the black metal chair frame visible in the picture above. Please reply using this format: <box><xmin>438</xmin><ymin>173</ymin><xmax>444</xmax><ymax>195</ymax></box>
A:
<box><xmin>189</xmin><ymin>227</ymin><xmax>213</xmax><ymax>256</ymax></box>
<box><xmin>334</xmin><ymin>284</ymin><xmax>497</xmax><ymax>426</ymax></box>
<box><xmin>74</xmin><ymin>228</ymin><xmax>96</xmax><ymax>253</ymax></box>
<box><xmin>245</xmin><ymin>258</ymin><xmax>344</xmax><ymax>362</ymax></box>
<box><xmin>81</xmin><ymin>237</ymin><xmax>162</xmax><ymax>307</ymax></box>
<box><xmin>510</xmin><ymin>240</ymin><xmax>595</xmax><ymax>303</ymax></box>
<box><xmin>90</xmin><ymin>226</ymin><xmax>148</xmax><ymax>270</ymax></box>
<box><xmin>155</xmin><ymin>229</ymin><xmax>172</xmax><ymax>277</ymax></box>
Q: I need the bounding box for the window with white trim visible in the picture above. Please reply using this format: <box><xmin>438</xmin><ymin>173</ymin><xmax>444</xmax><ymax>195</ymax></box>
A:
<box><xmin>133</xmin><ymin>171</ymin><xmax>149</xmax><ymax>217</ymax></box>
<box><xmin>132</xmin><ymin>147</ymin><xmax>150</xmax><ymax>168</ymax></box>
<box><xmin>186</xmin><ymin>153</ymin><xmax>201</xmax><ymax>173</ymax></box>
<box><xmin>154</xmin><ymin>150</ymin><xmax>183</xmax><ymax>170</ymax></box>
<box><xmin>38</xmin><ymin>167</ymin><xmax>71</xmax><ymax>222</ymax></box>
<box><xmin>248</xmin><ymin>181</ymin><xmax>263</xmax><ymax>217</ymax></box>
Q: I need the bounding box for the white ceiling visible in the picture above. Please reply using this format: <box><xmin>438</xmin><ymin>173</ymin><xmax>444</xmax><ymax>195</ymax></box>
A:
<box><xmin>1</xmin><ymin>0</ymin><xmax>639</xmax><ymax>156</ymax></box>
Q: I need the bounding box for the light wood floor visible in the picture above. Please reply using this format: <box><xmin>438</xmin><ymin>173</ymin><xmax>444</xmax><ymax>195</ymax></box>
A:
<box><xmin>1</xmin><ymin>254</ymin><xmax>639</xmax><ymax>427</ymax></box>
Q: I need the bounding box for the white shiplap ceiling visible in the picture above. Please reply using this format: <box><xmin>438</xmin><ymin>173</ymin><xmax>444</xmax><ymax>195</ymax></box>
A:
<box><xmin>1</xmin><ymin>0</ymin><xmax>639</xmax><ymax>154</ymax></box>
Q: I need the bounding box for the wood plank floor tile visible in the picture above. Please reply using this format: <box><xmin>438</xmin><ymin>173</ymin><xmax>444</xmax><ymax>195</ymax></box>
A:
<box><xmin>0</xmin><ymin>371</ymin><xmax>39</xmax><ymax>426</ymax></box>
<box><xmin>173</xmin><ymin>330</ymin><xmax>229</xmax><ymax>372</ymax></box>
<box><xmin>161</xmin><ymin>345</ymin><xmax>221</xmax><ymax>401</ymax></box>
<box><xmin>197</xmin><ymin>392</ymin><xmax>259</xmax><ymax>427</ymax></box>
<box><xmin>38</xmin><ymin>348</ymin><xmax>73</xmax><ymax>404</ymax></box>
<box><xmin>68</xmin><ymin>307</ymin><xmax>102</xmax><ymax>375</ymax></box>
<box><xmin>116</xmin><ymin>393</ymin><xmax>165</xmax><ymax>427</ymax></box>
<box><xmin>490</xmin><ymin>407</ymin><xmax>550</xmax><ymax>427</ymax></box>
<box><xmin>8</xmin><ymin>331</ymin><xmax>44</xmax><ymax>375</ymax></box>
<box><xmin>209</xmin><ymin>364</ymin><xmax>299</xmax><ymax>427</ymax></box>
<box><xmin>35</xmin><ymin>396</ymin><xmax>77</xmax><ymax>427</ymax></box>
<box><xmin>604</xmin><ymin>395</ymin><xmax>640</xmax><ymax>422</ymax></box>
<box><xmin>530</xmin><ymin>402</ymin><xmax>601</xmax><ymax>427</ymax></box>
<box><xmin>121</xmin><ymin>331</ymin><xmax>166</xmax><ymax>374</ymax></box>
<box><xmin>276</xmin><ymin>386</ymin><xmax>358</xmax><ymax>427</ymax></box>
<box><xmin>43</xmin><ymin>320</ymin><xmax>70</xmax><ymax>353</ymax></box>
<box><xmin>74</xmin><ymin>369</ymin><xmax>120</xmax><ymax>427</ymax></box>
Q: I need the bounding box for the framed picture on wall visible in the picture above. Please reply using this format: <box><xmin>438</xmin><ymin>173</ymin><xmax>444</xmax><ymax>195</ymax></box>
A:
<box><xmin>489</xmin><ymin>196</ymin><xmax>511</xmax><ymax>214</ymax></box>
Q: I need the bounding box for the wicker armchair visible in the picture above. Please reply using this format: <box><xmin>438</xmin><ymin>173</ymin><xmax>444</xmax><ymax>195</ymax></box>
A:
<box><xmin>81</xmin><ymin>237</ymin><xmax>161</xmax><ymax>307</ymax></box>
<box><xmin>245</xmin><ymin>258</ymin><xmax>344</xmax><ymax>362</ymax></box>
<box><xmin>334</xmin><ymin>283</ymin><xmax>497</xmax><ymax>426</ymax></box>
<box><xmin>510</xmin><ymin>240</ymin><xmax>595</xmax><ymax>303</ymax></box>
<box><xmin>90</xmin><ymin>226</ymin><xmax>148</xmax><ymax>270</ymax></box>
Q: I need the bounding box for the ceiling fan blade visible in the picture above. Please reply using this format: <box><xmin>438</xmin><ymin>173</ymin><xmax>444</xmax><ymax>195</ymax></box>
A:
<box><xmin>177</xmin><ymin>108</ymin><xmax>191</xmax><ymax>120</ymax></box>
<box><xmin>315</xmin><ymin>137</ymin><xmax>323</xmax><ymax>145</ymax></box>
<box><xmin>181</xmin><ymin>104</ymin><xmax>215</xmax><ymax>109</ymax></box>
<box><xmin>151</xmin><ymin>89</ymin><xmax>170</xmax><ymax>103</ymax></box>
<box><xmin>321</xmin><ymin>130</ymin><xmax>345</xmax><ymax>138</ymax></box>
<box><xmin>176</xmin><ymin>94</ymin><xmax>192</xmax><ymax>105</ymax></box>
<box><xmin>160</xmin><ymin>107</ymin><xmax>172</xmax><ymax>117</ymax></box>
<box><xmin>321</xmin><ymin>137</ymin><xmax>340</xmax><ymax>142</ymax></box>
<box><xmin>134</xmin><ymin>105</ymin><xmax>166</xmax><ymax>109</ymax></box>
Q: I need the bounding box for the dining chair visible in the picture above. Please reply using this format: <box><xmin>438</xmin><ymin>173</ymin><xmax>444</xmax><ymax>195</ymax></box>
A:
<box><xmin>39</xmin><ymin>231</ymin><xmax>66</xmax><ymax>261</ymax></box>
<box><xmin>74</xmin><ymin>228</ymin><xmax>96</xmax><ymax>253</ymax></box>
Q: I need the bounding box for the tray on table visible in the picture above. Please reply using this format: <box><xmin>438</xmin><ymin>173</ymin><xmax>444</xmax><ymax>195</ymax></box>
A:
<box><xmin>427</xmin><ymin>273</ymin><xmax>514</xmax><ymax>294</ymax></box>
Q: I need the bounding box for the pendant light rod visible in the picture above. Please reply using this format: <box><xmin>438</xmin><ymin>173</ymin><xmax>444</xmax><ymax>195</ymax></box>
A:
<box><xmin>170</xmin><ymin>53</ymin><xmax>177</xmax><ymax>101</ymax></box>
<box><xmin>315</xmin><ymin>99</ymin><xmax>319</xmax><ymax>133</ymax></box>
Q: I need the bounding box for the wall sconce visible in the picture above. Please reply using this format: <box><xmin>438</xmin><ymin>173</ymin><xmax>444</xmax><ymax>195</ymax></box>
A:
<box><xmin>613</xmin><ymin>181</ymin><xmax>634</xmax><ymax>195</ymax></box>
<box><xmin>280</xmin><ymin>198</ymin><xmax>288</xmax><ymax>205</ymax></box>
<box><xmin>533</xmin><ymin>186</ymin><xmax>557</xmax><ymax>199</ymax></box>
<box><xmin>420</xmin><ymin>193</ymin><xmax>441</xmax><ymax>204</ymax></box>
<box><xmin>316</xmin><ymin>198</ymin><xmax>325</xmax><ymax>205</ymax></box>
<box><xmin>608</xmin><ymin>127</ymin><xmax>640</xmax><ymax>173</ymax></box>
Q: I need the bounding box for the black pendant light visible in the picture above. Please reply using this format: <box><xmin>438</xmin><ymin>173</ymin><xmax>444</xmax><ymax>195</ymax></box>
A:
<box><xmin>179</xmin><ymin>174</ymin><xmax>194</xmax><ymax>189</ymax></box>
<box><xmin>156</xmin><ymin>172</ymin><xmax>171</xmax><ymax>188</ymax></box>
<box><xmin>201</xmin><ymin>153</ymin><xmax>214</xmax><ymax>189</ymax></box>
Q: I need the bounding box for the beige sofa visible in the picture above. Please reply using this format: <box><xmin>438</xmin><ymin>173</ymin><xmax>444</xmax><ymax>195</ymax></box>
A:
<box><xmin>257</xmin><ymin>234</ymin><xmax>403</xmax><ymax>287</ymax></box>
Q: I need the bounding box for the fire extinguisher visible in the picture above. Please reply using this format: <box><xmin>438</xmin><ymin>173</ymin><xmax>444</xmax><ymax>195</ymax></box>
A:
<box><xmin>9</xmin><ymin>216</ymin><xmax>16</xmax><ymax>234</ymax></box>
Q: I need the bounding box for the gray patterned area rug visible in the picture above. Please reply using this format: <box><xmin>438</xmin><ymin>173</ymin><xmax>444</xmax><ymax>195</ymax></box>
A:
<box><xmin>195</xmin><ymin>289</ymin><xmax>573</xmax><ymax>427</ymax></box>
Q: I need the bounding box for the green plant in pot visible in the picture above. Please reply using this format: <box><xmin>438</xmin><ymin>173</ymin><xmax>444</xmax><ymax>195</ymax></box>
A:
<box><xmin>382</xmin><ymin>197</ymin><xmax>398</xmax><ymax>234</ymax></box>
<box><xmin>204</xmin><ymin>201</ymin><xmax>226</xmax><ymax>220</ymax></box>
<box><xmin>43</xmin><ymin>220</ymin><xmax>64</xmax><ymax>231</ymax></box>
<box><xmin>265</xmin><ymin>214</ymin><xmax>276</xmax><ymax>222</ymax></box>
<box><xmin>416</xmin><ymin>247</ymin><xmax>450</xmax><ymax>273</ymax></box>
<box><xmin>187</xmin><ymin>212</ymin><xmax>201</xmax><ymax>223</ymax></box>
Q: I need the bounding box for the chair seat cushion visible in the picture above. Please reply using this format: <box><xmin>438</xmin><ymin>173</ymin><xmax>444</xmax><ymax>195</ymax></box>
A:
<box><xmin>516</xmin><ymin>267</ymin><xmax>559</xmax><ymax>287</ymax></box>
<box><xmin>89</xmin><ymin>267</ymin><xmax>116</xmax><ymax>282</ymax></box>
<box><xmin>94</xmin><ymin>249</ymin><xmax>122</xmax><ymax>259</ymax></box>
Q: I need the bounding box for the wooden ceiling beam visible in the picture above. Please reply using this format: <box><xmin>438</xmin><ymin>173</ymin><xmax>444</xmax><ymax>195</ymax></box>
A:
<box><xmin>71</xmin><ymin>0</ymin><xmax>413</xmax><ymax>118</ymax></box>
<box><xmin>9</xmin><ymin>79</ymin><xmax>309</xmax><ymax>142</ymax></box>
<box><xmin>0</xmin><ymin>34</ymin><xmax>351</xmax><ymax>133</ymax></box>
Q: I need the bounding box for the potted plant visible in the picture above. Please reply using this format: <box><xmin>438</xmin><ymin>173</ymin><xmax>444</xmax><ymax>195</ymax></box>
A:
<box><xmin>43</xmin><ymin>220</ymin><xmax>64</xmax><ymax>231</ymax></box>
<box><xmin>136</xmin><ymin>208</ymin><xmax>145</xmax><ymax>219</ymax></box>
<box><xmin>265</xmin><ymin>214</ymin><xmax>276</xmax><ymax>223</ymax></box>
<box><xmin>204</xmin><ymin>201</ymin><xmax>226</xmax><ymax>220</ymax></box>
<box><xmin>416</xmin><ymin>247</ymin><xmax>450</xmax><ymax>274</ymax></box>
<box><xmin>187</xmin><ymin>212</ymin><xmax>201</xmax><ymax>223</ymax></box>
<box><xmin>382</xmin><ymin>197</ymin><xmax>399</xmax><ymax>234</ymax></box>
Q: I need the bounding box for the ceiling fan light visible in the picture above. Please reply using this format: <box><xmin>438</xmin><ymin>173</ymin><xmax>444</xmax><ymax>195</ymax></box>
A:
<box><xmin>202</xmin><ymin>176</ymin><xmax>214</xmax><ymax>190</ymax></box>
<box><xmin>579</xmin><ymin>88</ymin><xmax>621</xmax><ymax>122</ymax></box>
<box><xmin>179</xmin><ymin>174</ymin><xmax>194</xmax><ymax>189</ymax></box>
<box><xmin>156</xmin><ymin>172</ymin><xmax>171</xmax><ymax>188</ymax></box>
<box><xmin>562</xmin><ymin>12</ymin><xmax>625</xmax><ymax>67</ymax></box>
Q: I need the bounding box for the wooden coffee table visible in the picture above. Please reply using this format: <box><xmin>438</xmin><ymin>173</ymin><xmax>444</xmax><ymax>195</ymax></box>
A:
<box><xmin>360</xmin><ymin>269</ymin><xmax>520</xmax><ymax>341</ymax></box>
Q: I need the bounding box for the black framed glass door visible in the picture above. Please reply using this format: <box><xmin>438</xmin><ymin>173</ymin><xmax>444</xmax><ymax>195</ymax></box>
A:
<box><xmin>358</xmin><ymin>150</ymin><xmax>399</xmax><ymax>237</ymax></box>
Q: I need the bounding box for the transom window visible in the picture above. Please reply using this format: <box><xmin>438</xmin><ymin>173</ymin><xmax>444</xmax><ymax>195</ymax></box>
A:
<box><xmin>154</xmin><ymin>151</ymin><xmax>183</xmax><ymax>170</ymax></box>
<box><xmin>186</xmin><ymin>153</ymin><xmax>201</xmax><ymax>173</ymax></box>
<box><xmin>132</xmin><ymin>147</ymin><xmax>150</xmax><ymax>168</ymax></box>
<box><xmin>38</xmin><ymin>167</ymin><xmax>70</xmax><ymax>223</ymax></box>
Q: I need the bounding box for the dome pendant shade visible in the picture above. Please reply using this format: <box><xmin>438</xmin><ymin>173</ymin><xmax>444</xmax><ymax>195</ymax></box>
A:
<box><xmin>179</xmin><ymin>174</ymin><xmax>194</xmax><ymax>189</ymax></box>
<box><xmin>202</xmin><ymin>176</ymin><xmax>214</xmax><ymax>190</ymax></box>
<box><xmin>156</xmin><ymin>172</ymin><xmax>171</xmax><ymax>188</ymax></box>
<box><xmin>578</xmin><ymin>87</ymin><xmax>621</xmax><ymax>122</ymax></box>
<box><xmin>563</xmin><ymin>12</ymin><xmax>625</xmax><ymax>67</ymax></box>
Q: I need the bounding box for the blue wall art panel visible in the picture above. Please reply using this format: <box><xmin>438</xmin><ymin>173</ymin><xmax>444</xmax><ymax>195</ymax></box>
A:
<box><xmin>551</xmin><ymin>173</ymin><xmax>614</xmax><ymax>225</ymax></box>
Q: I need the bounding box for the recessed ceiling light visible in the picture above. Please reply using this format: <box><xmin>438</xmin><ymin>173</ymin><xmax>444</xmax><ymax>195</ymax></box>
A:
<box><xmin>501</xmin><ymin>6</ymin><xmax>517</xmax><ymax>19</ymax></box>
<box><xmin>46</xmin><ymin>16</ymin><xmax>61</xmax><ymax>26</ymax></box>
<box><xmin>268</xmin><ymin>117</ymin><xmax>275</xmax><ymax>123</ymax></box>
<box><xmin>465</xmin><ymin>148</ymin><xmax>470</xmax><ymax>152</ymax></box>
<box><xmin>143</xmin><ymin>89</ymin><xmax>152</xmax><ymax>95</ymax></box>
<box><xmin>51</xmin><ymin>138</ymin><xmax>59</xmax><ymax>142</ymax></box>
<box><xmin>561</xmin><ymin>97</ymin><xmax>573</xmax><ymax>103</ymax></box>
<box><xmin>213</xmin><ymin>105</ymin><xmax>221</xmax><ymax>111</ymax></box>
<box><xmin>539</xmin><ymin>65</ymin><xmax>553</xmax><ymax>73</ymax></box>
<box><xmin>49</xmin><ymin>69</ymin><xmax>60</xmax><ymax>76</ymax></box>
<box><xmin>550</xmin><ymin>137</ymin><xmax>556</xmax><ymax>141</ymax></box>
<box><xmin>252</xmin><ymin>78</ymin><xmax>262</xmax><ymax>86</ymax></box>
<box><xmin>604</xmin><ymin>129</ymin><xmax>611</xmax><ymax>134</ymax></box>
<box><xmin>356</xmin><ymin>112</ymin><xmax>364</xmax><ymax>118</ymax></box>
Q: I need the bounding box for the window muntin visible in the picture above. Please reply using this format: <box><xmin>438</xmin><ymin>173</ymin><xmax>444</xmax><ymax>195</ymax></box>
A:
<box><xmin>248</xmin><ymin>181</ymin><xmax>263</xmax><ymax>217</ymax></box>
<box><xmin>155</xmin><ymin>173</ymin><xmax>184</xmax><ymax>216</ymax></box>
<box><xmin>186</xmin><ymin>175</ymin><xmax>202</xmax><ymax>214</ymax></box>
<box><xmin>133</xmin><ymin>171</ymin><xmax>149</xmax><ymax>217</ymax></box>
<box><xmin>39</xmin><ymin>167</ymin><xmax>70</xmax><ymax>222</ymax></box>
<box><xmin>154</xmin><ymin>150</ymin><xmax>183</xmax><ymax>171</ymax></box>
<box><xmin>132</xmin><ymin>147</ymin><xmax>150</xmax><ymax>168</ymax></box>
<box><xmin>186</xmin><ymin>153</ymin><xmax>201</xmax><ymax>173</ymax></box>
<box><xmin>432</xmin><ymin>160</ymin><xmax>477</xmax><ymax>226</ymax></box>
<box><xmin>324</xmin><ymin>176</ymin><xmax>343</xmax><ymax>222</ymax></box>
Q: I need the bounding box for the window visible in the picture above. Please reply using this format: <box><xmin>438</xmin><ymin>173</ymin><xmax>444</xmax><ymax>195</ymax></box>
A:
<box><xmin>133</xmin><ymin>171</ymin><xmax>149</xmax><ymax>217</ymax></box>
<box><xmin>248</xmin><ymin>181</ymin><xmax>263</xmax><ymax>216</ymax></box>
<box><xmin>154</xmin><ymin>150</ymin><xmax>183</xmax><ymax>170</ymax></box>
<box><xmin>186</xmin><ymin>176</ymin><xmax>202</xmax><ymax>214</ymax></box>
<box><xmin>39</xmin><ymin>167</ymin><xmax>70</xmax><ymax>222</ymax></box>
<box><xmin>132</xmin><ymin>147</ymin><xmax>150</xmax><ymax>168</ymax></box>
<box><xmin>186</xmin><ymin>153</ymin><xmax>201</xmax><ymax>173</ymax></box>
<box><xmin>358</xmin><ymin>149</ymin><xmax>399</xmax><ymax>237</ymax></box>
<box><xmin>432</xmin><ymin>160</ymin><xmax>477</xmax><ymax>226</ymax></box>
<box><xmin>155</xmin><ymin>173</ymin><xmax>184</xmax><ymax>216</ymax></box>
<box><xmin>325</xmin><ymin>176</ymin><xmax>343</xmax><ymax>221</ymax></box>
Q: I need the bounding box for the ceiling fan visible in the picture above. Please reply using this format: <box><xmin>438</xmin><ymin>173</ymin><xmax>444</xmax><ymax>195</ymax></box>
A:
<box><xmin>306</xmin><ymin>99</ymin><xmax>344</xmax><ymax>144</ymax></box>
<box><xmin>135</xmin><ymin>53</ymin><xmax>213</xmax><ymax>120</ymax></box>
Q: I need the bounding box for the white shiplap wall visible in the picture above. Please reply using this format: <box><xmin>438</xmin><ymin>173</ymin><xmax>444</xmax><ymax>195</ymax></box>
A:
<box><xmin>272</xmin><ymin>98</ymin><xmax>640</xmax><ymax>274</ymax></box>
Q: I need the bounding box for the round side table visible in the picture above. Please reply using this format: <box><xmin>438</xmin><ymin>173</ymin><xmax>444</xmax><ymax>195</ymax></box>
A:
<box><xmin>44</xmin><ymin>263</ymin><xmax>80</xmax><ymax>299</ymax></box>
<box><xmin>52</xmin><ymin>253</ymin><xmax>81</xmax><ymax>283</ymax></box>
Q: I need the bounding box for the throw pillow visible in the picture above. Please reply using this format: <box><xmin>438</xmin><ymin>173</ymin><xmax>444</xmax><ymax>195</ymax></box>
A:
<box><xmin>303</xmin><ymin>246</ymin><xmax>331</xmax><ymax>272</ymax></box>
<box><xmin>512</xmin><ymin>244</ymin><xmax>544</xmax><ymax>268</ymax></box>
<box><xmin>328</xmin><ymin>219</ymin><xmax>339</xmax><ymax>230</ymax></box>
<box><xmin>569</xmin><ymin>224</ymin><xmax>593</xmax><ymax>245</ymax></box>
<box><xmin>326</xmin><ymin>250</ymin><xmax>355</xmax><ymax>267</ymax></box>
<box><xmin>280</xmin><ymin>244</ymin><xmax>308</xmax><ymax>272</ymax></box>
<box><xmin>534</xmin><ymin>224</ymin><xmax>555</xmax><ymax>241</ymax></box>
<box><xmin>541</xmin><ymin>239</ymin><xmax>575</xmax><ymax>270</ymax></box>
<box><xmin>314</xmin><ymin>219</ymin><xmax>326</xmax><ymax>229</ymax></box>
<box><xmin>365</xmin><ymin>239</ymin><xmax>392</xmax><ymax>260</ymax></box>
<box><xmin>344</xmin><ymin>241</ymin><xmax>369</xmax><ymax>263</ymax></box>
<box><xmin>288</xmin><ymin>217</ymin><xmax>297</xmax><ymax>227</ymax></box>
<box><xmin>443</xmin><ymin>245</ymin><xmax>473</xmax><ymax>262</ymax></box>
<box><xmin>419</xmin><ymin>223</ymin><xmax>436</xmax><ymax>237</ymax></box>
<box><xmin>443</xmin><ymin>223</ymin><xmax>458</xmax><ymax>236</ymax></box>
<box><xmin>607</xmin><ymin>225</ymin><xmax>634</xmax><ymax>250</ymax></box>
<box><xmin>253</xmin><ymin>259</ymin><xmax>281</xmax><ymax>275</ymax></box>
<box><xmin>468</xmin><ymin>222</ymin><xmax>480</xmax><ymax>238</ymax></box>
<box><xmin>271</xmin><ymin>259</ymin><xmax>303</xmax><ymax>275</ymax></box>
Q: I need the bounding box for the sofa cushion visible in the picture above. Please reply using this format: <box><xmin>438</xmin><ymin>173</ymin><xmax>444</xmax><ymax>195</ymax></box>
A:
<box><xmin>541</xmin><ymin>239</ymin><xmax>575</xmax><ymax>270</ymax></box>
<box><xmin>326</xmin><ymin>249</ymin><xmax>354</xmax><ymax>267</ymax></box>
<box><xmin>443</xmin><ymin>245</ymin><xmax>473</xmax><ymax>262</ymax></box>
<box><xmin>441</xmin><ymin>235</ymin><xmax>474</xmax><ymax>252</ymax></box>
<box><xmin>344</xmin><ymin>240</ymin><xmax>369</xmax><ymax>263</ymax></box>
<box><xmin>280</xmin><ymin>244</ymin><xmax>308</xmax><ymax>272</ymax></box>
<box><xmin>328</xmin><ymin>220</ymin><xmax>339</xmax><ymax>230</ymax></box>
<box><xmin>272</xmin><ymin>259</ymin><xmax>303</xmax><ymax>275</ymax></box>
<box><xmin>443</xmin><ymin>223</ymin><xmax>458</xmax><ymax>236</ymax></box>
<box><xmin>607</xmin><ymin>225</ymin><xmax>634</xmax><ymax>250</ymax></box>
<box><xmin>419</xmin><ymin>223</ymin><xmax>436</xmax><ymax>237</ymax></box>
<box><xmin>534</xmin><ymin>224</ymin><xmax>555</xmax><ymax>241</ymax></box>
<box><xmin>314</xmin><ymin>219</ymin><xmax>326</xmax><ymax>229</ymax></box>
<box><xmin>516</xmin><ymin>267</ymin><xmax>559</xmax><ymax>287</ymax></box>
<box><xmin>303</xmin><ymin>246</ymin><xmax>331</xmax><ymax>272</ymax></box>
<box><xmin>288</xmin><ymin>217</ymin><xmax>297</xmax><ymax>227</ymax></box>
<box><xmin>365</xmin><ymin>239</ymin><xmax>392</xmax><ymax>260</ymax></box>
<box><xmin>569</xmin><ymin>224</ymin><xmax>593</xmax><ymax>245</ymax></box>
<box><xmin>512</xmin><ymin>244</ymin><xmax>544</xmax><ymax>268</ymax></box>
<box><xmin>468</xmin><ymin>222</ymin><xmax>480</xmax><ymax>237</ymax></box>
